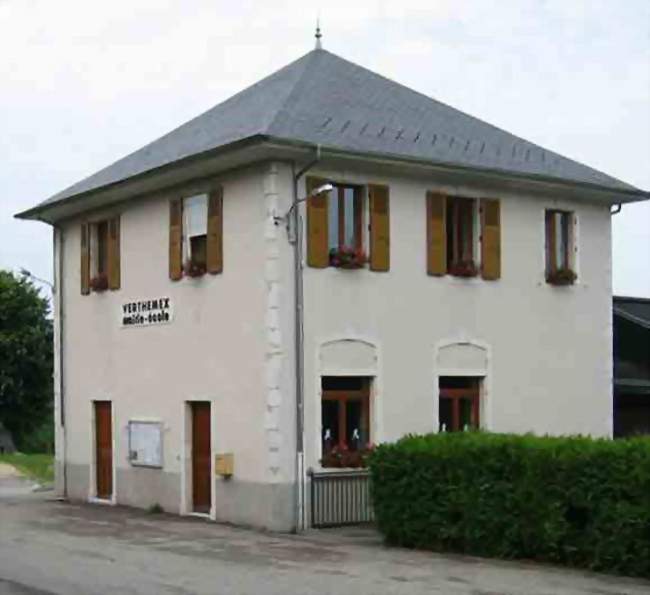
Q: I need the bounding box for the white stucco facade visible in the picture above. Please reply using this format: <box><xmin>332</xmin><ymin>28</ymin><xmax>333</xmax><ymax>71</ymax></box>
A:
<box><xmin>294</xmin><ymin>163</ymin><xmax>612</xmax><ymax>476</ymax></box>
<box><xmin>52</xmin><ymin>156</ymin><xmax>613</xmax><ymax>531</ymax></box>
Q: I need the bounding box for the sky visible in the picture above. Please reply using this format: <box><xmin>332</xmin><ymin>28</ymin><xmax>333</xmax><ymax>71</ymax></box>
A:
<box><xmin>1</xmin><ymin>0</ymin><xmax>649</xmax><ymax>297</ymax></box>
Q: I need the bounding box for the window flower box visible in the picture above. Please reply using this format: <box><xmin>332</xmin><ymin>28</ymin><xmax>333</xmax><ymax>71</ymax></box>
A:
<box><xmin>90</xmin><ymin>273</ymin><xmax>108</xmax><ymax>292</ymax></box>
<box><xmin>329</xmin><ymin>247</ymin><xmax>367</xmax><ymax>269</ymax></box>
<box><xmin>183</xmin><ymin>260</ymin><xmax>206</xmax><ymax>278</ymax></box>
<box><xmin>448</xmin><ymin>260</ymin><xmax>478</xmax><ymax>278</ymax></box>
<box><xmin>321</xmin><ymin>444</ymin><xmax>374</xmax><ymax>469</ymax></box>
<box><xmin>546</xmin><ymin>268</ymin><xmax>576</xmax><ymax>286</ymax></box>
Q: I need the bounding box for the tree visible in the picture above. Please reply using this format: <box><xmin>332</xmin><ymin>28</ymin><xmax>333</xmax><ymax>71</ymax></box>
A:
<box><xmin>0</xmin><ymin>270</ymin><xmax>53</xmax><ymax>452</ymax></box>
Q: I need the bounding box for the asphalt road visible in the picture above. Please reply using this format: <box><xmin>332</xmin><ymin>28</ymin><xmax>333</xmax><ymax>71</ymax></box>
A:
<box><xmin>0</xmin><ymin>477</ymin><xmax>648</xmax><ymax>595</ymax></box>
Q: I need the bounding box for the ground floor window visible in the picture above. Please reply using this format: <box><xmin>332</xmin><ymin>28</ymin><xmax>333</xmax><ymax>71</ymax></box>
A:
<box><xmin>439</xmin><ymin>376</ymin><xmax>480</xmax><ymax>432</ymax></box>
<box><xmin>321</xmin><ymin>376</ymin><xmax>371</xmax><ymax>467</ymax></box>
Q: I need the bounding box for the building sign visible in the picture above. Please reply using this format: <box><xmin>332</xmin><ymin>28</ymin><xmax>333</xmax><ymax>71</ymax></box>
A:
<box><xmin>121</xmin><ymin>297</ymin><xmax>173</xmax><ymax>328</ymax></box>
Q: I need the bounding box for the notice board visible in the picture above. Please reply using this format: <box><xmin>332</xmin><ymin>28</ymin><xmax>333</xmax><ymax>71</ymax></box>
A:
<box><xmin>128</xmin><ymin>421</ymin><xmax>163</xmax><ymax>468</ymax></box>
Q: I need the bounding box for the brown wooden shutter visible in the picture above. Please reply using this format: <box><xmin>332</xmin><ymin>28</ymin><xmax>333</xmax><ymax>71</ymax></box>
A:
<box><xmin>206</xmin><ymin>186</ymin><xmax>223</xmax><ymax>274</ymax></box>
<box><xmin>80</xmin><ymin>222</ymin><xmax>90</xmax><ymax>295</ymax></box>
<box><xmin>306</xmin><ymin>176</ymin><xmax>329</xmax><ymax>268</ymax></box>
<box><xmin>169</xmin><ymin>199</ymin><xmax>183</xmax><ymax>280</ymax></box>
<box><xmin>426</xmin><ymin>191</ymin><xmax>447</xmax><ymax>276</ymax></box>
<box><xmin>480</xmin><ymin>199</ymin><xmax>501</xmax><ymax>280</ymax></box>
<box><xmin>107</xmin><ymin>216</ymin><xmax>121</xmax><ymax>289</ymax></box>
<box><xmin>368</xmin><ymin>184</ymin><xmax>390</xmax><ymax>271</ymax></box>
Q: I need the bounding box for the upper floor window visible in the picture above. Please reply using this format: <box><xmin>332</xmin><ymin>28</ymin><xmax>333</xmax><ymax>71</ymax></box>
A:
<box><xmin>306</xmin><ymin>177</ymin><xmax>390</xmax><ymax>272</ymax></box>
<box><xmin>80</xmin><ymin>217</ymin><xmax>120</xmax><ymax>294</ymax></box>
<box><xmin>427</xmin><ymin>192</ymin><xmax>501</xmax><ymax>280</ymax></box>
<box><xmin>545</xmin><ymin>209</ymin><xmax>576</xmax><ymax>285</ymax></box>
<box><xmin>183</xmin><ymin>194</ymin><xmax>208</xmax><ymax>276</ymax></box>
<box><xmin>446</xmin><ymin>197</ymin><xmax>478</xmax><ymax>277</ymax></box>
<box><xmin>169</xmin><ymin>187</ymin><xmax>223</xmax><ymax>281</ymax></box>
<box><xmin>327</xmin><ymin>184</ymin><xmax>364</xmax><ymax>268</ymax></box>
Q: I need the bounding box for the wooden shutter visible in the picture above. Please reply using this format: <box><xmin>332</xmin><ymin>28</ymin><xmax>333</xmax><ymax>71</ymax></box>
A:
<box><xmin>169</xmin><ymin>199</ymin><xmax>183</xmax><ymax>280</ymax></box>
<box><xmin>480</xmin><ymin>199</ymin><xmax>501</xmax><ymax>280</ymax></box>
<box><xmin>206</xmin><ymin>186</ymin><xmax>223</xmax><ymax>274</ymax></box>
<box><xmin>80</xmin><ymin>222</ymin><xmax>90</xmax><ymax>295</ymax></box>
<box><xmin>369</xmin><ymin>184</ymin><xmax>390</xmax><ymax>271</ymax></box>
<box><xmin>107</xmin><ymin>216</ymin><xmax>121</xmax><ymax>290</ymax></box>
<box><xmin>426</xmin><ymin>191</ymin><xmax>447</xmax><ymax>276</ymax></box>
<box><xmin>306</xmin><ymin>176</ymin><xmax>329</xmax><ymax>268</ymax></box>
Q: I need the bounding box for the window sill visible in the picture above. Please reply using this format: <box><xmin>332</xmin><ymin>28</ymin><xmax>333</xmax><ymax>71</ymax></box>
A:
<box><xmin>545</xmin><ymin>270</ymin><xmax>577</xmax><ymax>286</ymax></box>
<box><xmin>183</xmin><ymin>261</ymin><xmax>207</xmax><ymax>278</ymax></box>
<box><xmin>447</xmin><ymin>262</ymin><xmax>478</xmax><ymax>278</ymax></box>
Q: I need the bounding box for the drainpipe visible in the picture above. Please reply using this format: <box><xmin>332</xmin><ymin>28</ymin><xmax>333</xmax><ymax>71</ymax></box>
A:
<box><xmin>52</xmin><ymin>224</ymin><xmax>67</xmax><ymax>500</ymax></box>
<box><xmin>291</xmin><ymin>145</ymin><xmax>321</xmax><ymax>532</ymax></box>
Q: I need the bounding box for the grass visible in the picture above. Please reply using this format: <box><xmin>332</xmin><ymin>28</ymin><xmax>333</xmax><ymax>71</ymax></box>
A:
<box><xmin>0</xmin><ymin>453</ymin><xmax>54</xmax><ymax>484</ymax></box>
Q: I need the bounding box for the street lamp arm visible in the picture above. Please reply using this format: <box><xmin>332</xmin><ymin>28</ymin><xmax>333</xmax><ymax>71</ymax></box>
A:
<box><xmin>19</xmin><ymin>268</ymin><xmax>54</xmax><ymax>292</ymax></box>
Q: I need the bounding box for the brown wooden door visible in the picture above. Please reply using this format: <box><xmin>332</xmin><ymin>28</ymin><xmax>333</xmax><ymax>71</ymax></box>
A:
<box><xmin>191</xmin><ymin>402</ymin><xmax>211</xmax><ymax>513</ymax></box>
<box><xmin>94</xmin><ymin>401</ymin><xmax>113</xmax><ymax>499</ymax></box>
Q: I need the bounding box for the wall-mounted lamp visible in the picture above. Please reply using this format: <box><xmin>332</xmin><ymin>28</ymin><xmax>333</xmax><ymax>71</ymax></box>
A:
<box><xmin>273</xmin><ymin>183</ymin><xmax>333</xmax><ymax>227</ymax></box>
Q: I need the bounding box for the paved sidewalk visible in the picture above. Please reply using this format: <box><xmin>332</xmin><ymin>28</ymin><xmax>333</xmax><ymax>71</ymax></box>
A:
<box><xmin>0</xmin><ymin>492</ymin><xmax>648</xmax><ymax>595</ymax></box>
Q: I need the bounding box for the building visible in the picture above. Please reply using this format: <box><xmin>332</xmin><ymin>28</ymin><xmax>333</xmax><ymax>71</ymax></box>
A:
<box><xmin>16</xmin><ymin>44</ymin><xmax>649</xmax><ymax>531</ymax></box>
<box><xmin>613</xmin><ymin>296</ymin><xmax>650</xmax><ymax>437</ymax></box>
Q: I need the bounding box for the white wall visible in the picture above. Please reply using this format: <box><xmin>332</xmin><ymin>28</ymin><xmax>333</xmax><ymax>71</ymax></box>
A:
<box><xmin>296</xmin><ymin>162</ymin><xmax>613</xmax><ymax>470</ymax></box>
<box><xmin>58</xmin><ymin>163</ymin><xmax>297</xmax><ymax>515</ymax></box>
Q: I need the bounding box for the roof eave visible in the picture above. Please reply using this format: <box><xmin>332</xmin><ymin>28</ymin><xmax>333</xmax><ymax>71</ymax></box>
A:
<box><xmin>16</xmin><ymin>135</ymin><xmax>649</xmax><ymax>224</ymax></box>
<box><xmin>263</xmin><ymin>137</ymin><xmax>649</xmax><ymax>205</ymax></box>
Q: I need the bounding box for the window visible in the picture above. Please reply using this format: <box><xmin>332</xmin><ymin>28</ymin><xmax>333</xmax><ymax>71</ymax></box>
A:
<box><xmin>545</xmin><ymin>210</ymin><xmax>576</xmax><ymax>285</ymax></box>
<box><xmin>92</xmin><ymin>220</ymin><xmax>109</xmax><ymax>278</ymax></box>
<box><xmin>438</xmin><ymin>377</ymin><xmax>480</xmax><ymax>432</ymax></box>
<box><xmin>81</xmin><ymin>217</ymin><xmax>120</xmax><ymax>294</ymax></box>
<box><xmin>169</xmin><ymin>188</ymin><xmax>223</xmax><ymax>281</ymax></box>
<box><xmin>321</xmin><ymin>377</ymin><xmax>371</xmax><ymax>467</ymax></box>
<box><xmin>183</xmin><ymin>194</ymin><xmax>208</xmax><ymax>276</ymax></box>
<box><xmin>446</xmin><ymin>197</ymin><xmax>477</xmax><ymax>277</ymax></box>
<box><xmin>427</xmin><ymin>193</ymin><xmax>500</xmax><ymax>280</ymax></box>
<box><xmin>326</xmin><ymin>184</ymin><xmax>364</xmax><ymax>268</ymax></box>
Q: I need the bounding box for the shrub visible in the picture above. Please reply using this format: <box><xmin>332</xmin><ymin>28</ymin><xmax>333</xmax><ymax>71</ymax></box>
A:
<box><xmin>368</xmin><ymin>432</ymin><xmax>650</xmax><ymax>578</ymax></box>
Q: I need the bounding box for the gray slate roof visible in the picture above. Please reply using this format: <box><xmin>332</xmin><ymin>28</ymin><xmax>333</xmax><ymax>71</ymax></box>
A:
<box><xmin>33</xmin><ymin>48</ymin><xmax>644</xmax><ymax>210</ymax></box>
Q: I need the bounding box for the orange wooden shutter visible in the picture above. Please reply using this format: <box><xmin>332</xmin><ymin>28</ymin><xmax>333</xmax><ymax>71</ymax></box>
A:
<box><xmin>207</xmin><ymin>187</ymin><xmax>223</xmax><ymax>274</ymax></box>
<box><xmin>369</xmin><ymin>184</ymin><xmax>390</xmax><ymax>271</ymax></box>
<box><xmin>426</xmin><ymin>191</ymin><xmax>447</xmax><ymax>276</ymax></box>
<box><xmin>169</xmin><ymin>199</ymin><xmax>183</xmax><ymax>280</ymax></box>
<box><xmin>80</xmin><ymin>222</ymin><xmax>90</xmax><ymax>295</ymax></box>
<box><xmin>107</xmin><ymin>216</ymin><xmax>121</xmax><ymax>290</ymax></box>
<box><xmin>306</xmin><ymin>176</ymin><xmax>329</xmax><ymax>268</ymax></box>
<box><xmin>480</xmin><ymin>199</ymin><xmax>501</xmax><ymax>280</ymax></box>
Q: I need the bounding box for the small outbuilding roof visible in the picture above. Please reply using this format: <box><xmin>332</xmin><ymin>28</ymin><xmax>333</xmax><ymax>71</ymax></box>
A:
<box><xmin>17</xmin><ymin>48</ymin><xmax>648</xmax><ymax>220</ymax></box>
<box><xmin>614</xmin><ymin>296</ymin><xmax>650</xmax><ymax>330</ymax></box>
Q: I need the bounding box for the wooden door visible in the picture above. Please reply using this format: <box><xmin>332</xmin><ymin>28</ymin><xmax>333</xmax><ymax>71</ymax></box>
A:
<box><xmin>191</xmin><ymin>402</ymin><xmax>211</xmax><ymax>513</ymax></box>
<box><xmin>94</xmin><ymin>401</ymin><xmax>113</xmax><ymax>499</ymax></box>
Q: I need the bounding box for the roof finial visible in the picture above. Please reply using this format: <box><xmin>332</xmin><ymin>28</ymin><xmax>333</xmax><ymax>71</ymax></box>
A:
<box><xmin>315</xmin><ymin>17</ymin><xmax>322</xmax><ymax>50</ymax></box>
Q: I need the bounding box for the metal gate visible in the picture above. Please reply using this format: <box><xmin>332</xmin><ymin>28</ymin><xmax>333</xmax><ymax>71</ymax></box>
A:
<box><xmin>309</xmin><ymin>469</ymin><xmax>374</xmax><ymax>528</ymax></box>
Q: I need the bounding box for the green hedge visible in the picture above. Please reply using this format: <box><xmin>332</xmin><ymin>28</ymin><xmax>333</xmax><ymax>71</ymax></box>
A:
<box><xmin>368</xmin><ymin>432</ymin><xmax>650</xmax><ymax>578</ymax></box>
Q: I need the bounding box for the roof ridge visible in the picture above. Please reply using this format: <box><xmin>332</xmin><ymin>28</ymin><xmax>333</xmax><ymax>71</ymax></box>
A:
<box><xmin>265</xmin><ymin>49</ymin><xmax>323</xmax><ymax>134</ymax></box>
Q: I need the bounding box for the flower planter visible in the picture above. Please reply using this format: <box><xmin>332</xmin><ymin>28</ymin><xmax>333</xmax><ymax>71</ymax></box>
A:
<box><xmin>329</xmin><ymin>248</ymin><xmax>367</xmax><ymax>269</ymax></box>
<box><xmin>546</xmin><ymin>269</ymin><xmax>576</xmax><ymax>286</ymax></box>
<box><xmin>90</xmin><ymin>274</ymin><xmax>108</xmax><ymax>292</ymax></box>
<box><xmin>183</xmin><ymin>260</ymin><xmax>206</xmax><ymax>278</ymax></box>
<box><xmin>448</xmin><ymin>261</ymin><xmax>478</xmax><ymax>277</ymax></box>
<box><xmin>321</xmin><ymin>446</ymin><xmax>374</xmax><ymax>469</ymax></box>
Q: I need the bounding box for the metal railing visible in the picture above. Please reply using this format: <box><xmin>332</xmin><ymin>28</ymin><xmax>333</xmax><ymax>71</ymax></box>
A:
<box><xmin>308</xmin><ymin>468</ymin><xmax>375</xmax><ymax>528</ymax></box>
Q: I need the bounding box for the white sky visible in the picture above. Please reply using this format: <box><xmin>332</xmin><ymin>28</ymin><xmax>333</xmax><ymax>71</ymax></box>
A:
<box><xmin>1</xmin><ymin>0</ymin><xmax>648</xmax><ymax>296</ymax></box>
